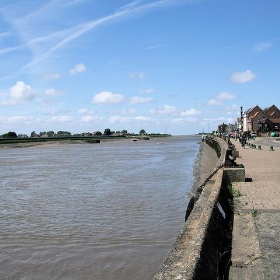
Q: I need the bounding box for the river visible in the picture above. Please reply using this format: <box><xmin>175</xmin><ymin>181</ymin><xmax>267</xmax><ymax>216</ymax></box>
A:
<box><xmin>0</xmin><ymin>135</ymin><xmax>201</xmax><ymax>280</ymax></box>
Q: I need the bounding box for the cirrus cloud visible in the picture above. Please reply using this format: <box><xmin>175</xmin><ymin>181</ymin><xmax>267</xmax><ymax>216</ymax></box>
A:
<box><xmin>253</xmin><ymin>42</ymin><xmax>273</xmax><ymax>53</ymax></box>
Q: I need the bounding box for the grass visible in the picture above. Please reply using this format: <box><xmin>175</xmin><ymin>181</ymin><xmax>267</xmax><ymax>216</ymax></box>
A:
<box><xmin>228</xmin><ymin>184</ymin><xmax>242</xmax><ymax>198</ymax></box>
<box><xmin>252</xmin><ymin>209</ymin><xmax>258</xmax><ymax>217</ymax></box>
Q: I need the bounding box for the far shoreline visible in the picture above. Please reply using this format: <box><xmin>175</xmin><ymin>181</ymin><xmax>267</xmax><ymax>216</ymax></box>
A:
<box><xmin>0</xmin><ymin>134</ymin><xmax>177</xmax><ymax>149</ymax></box>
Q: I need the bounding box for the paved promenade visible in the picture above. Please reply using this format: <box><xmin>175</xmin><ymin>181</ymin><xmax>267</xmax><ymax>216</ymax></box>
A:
<box><xmin>229</xmin><ymin>137</ymin><xmax>280</xmax><ymax>280</ymax></box>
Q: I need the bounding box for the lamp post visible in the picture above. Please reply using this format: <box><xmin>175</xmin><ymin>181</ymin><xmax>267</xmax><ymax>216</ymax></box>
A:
<box><xmin>240</xmin><ymin>106</ymin><xmax>243</xmax><ymax>135</ymax></box>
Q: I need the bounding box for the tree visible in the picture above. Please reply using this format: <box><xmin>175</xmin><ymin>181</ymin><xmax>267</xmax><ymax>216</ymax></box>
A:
<box><xmin>121</xmin><ymin>130</ymin><xmax>128</xmax><ymax>135</ymax></box>
<box><xmin>94</xmin><ymin>131</ymin><xmax>102</xmax><ymax>135</ymax></box>
<box><xmin>2</xmin><ymin>131</ymin><xmax>18</xmax><ymax>138</ymax></box>
<box><xmin>103</xmin><ymin>128</ymin><xmax>112</xmax><ymax>135</ymax></box>
<box><xmin>30</xmin><ymin>131</ymin><xmax>37</xmax><ymax>137</ymax></box>
<box><xmin>57</xmin><ymin>131</ymin><xmax>71</xmax><ymax>136</ymax></box>
<box><xmin>139</xmin><ymin>129</ymin><xmax>146</xmax><ymax>135</ymax></box>
<box><xmin>47</xmin><ymin>131</ymin><xmax>55</xmax><ymax>137</ymax></box>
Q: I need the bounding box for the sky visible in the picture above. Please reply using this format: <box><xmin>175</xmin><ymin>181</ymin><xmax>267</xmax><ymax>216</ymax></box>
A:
<box><xmin>0</xmin><ymin>0</ymin><xmax>280</xmax><ymax>136</ymax></box>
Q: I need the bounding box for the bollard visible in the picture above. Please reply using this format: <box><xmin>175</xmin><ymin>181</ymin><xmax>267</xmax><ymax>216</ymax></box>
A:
<box><xmin>270</xmin><ymin>146</ymin><xmax>274</xmax><ymax>151</ymax></box>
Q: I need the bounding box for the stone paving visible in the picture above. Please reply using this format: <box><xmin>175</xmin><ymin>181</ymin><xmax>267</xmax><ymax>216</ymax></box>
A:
<box><xmin>229</xmin><ymin>137</ymin><xmax>280</xmax><ymax>280</ymax></box>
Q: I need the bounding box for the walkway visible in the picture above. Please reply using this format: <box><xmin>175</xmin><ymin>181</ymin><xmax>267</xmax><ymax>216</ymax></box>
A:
<box><xmin>229</xmin><ymin>137</ymin><xmax>280</xmax><ymax>280</ymax></box>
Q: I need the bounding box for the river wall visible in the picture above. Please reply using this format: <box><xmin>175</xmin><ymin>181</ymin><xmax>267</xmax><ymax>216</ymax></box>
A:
<box><xmin>153</xmin><ymin>137</ymin><xmax>241</xmax><ymax>280</ymax></box>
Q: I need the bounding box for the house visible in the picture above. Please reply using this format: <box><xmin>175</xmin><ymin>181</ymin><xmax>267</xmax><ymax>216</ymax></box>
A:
<box><xmin>242</xmin><ymin>105</ymin><xmax>280</xmax><ymax>133</ymax></box>
<box><xmin>243</xmin><ymin>105</ymin><xmax>263</xmax><ymax>132</ymax></box>
<box><xmin>263</xmin><ymin>105</ymin><xmax>280</xmax><ymax>131</ymax></box>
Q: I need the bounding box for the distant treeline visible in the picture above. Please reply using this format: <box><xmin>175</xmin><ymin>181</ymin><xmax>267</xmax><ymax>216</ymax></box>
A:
<box><xmin>0</xmin><ymin>134</ymin><xmax>171</xmax><ymax>144</ymax></box>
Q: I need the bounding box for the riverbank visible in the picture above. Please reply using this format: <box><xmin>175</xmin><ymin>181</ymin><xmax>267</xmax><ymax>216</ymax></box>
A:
<box><xmin>0</xmin><ymin>139</ymin><xmax>89</xmax><ymax>149</ymax></box>
<box><xmin>191</xmin><ymin>140</ymin><xmax>219</xmax><ymax>192</ymax></box>
<box><xmin>0</xmin><ymin>135</ymin><xmax>174</xmax><ymax>149</ymax></box>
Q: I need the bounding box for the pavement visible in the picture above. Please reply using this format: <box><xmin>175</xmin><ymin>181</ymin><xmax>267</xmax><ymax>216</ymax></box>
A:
<box><xmin>229</xmin><ymin>136</ymin><xmax>280</xmax><ymax>280</ymax></box>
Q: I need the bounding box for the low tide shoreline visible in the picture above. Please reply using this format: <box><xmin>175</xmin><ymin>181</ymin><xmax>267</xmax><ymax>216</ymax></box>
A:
<box><xmin>191</xmin><ymin>141</ymin><xmax>219</xmax><ymax>194</ymax></box>
<box><xmin>0</xmin><ymin>135</ymin><xmax>173</xmax><ymax>149</ymax></box>
<box><xmin>0</xmin><ymin>140</ymin><xmax>84</xmax><ymax>149</ymax></box>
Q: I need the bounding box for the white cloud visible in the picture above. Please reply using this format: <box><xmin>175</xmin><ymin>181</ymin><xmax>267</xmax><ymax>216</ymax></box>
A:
<box><xmin>227</xmin><ymin>117</ymin><xmax>237</xmax><ymax>123</ymax></box>
<box><xmin>171</xmin><ymin>118</ymin><xmax>183</xmax><ymax>123</ymax></box>
<box><xmin>43</xmin><ymin>109</ymin><xmax>68</xmax><ymax>116</ymax></box>
<box><xmin>77</xmin><ymin>108</ymin><xmax>88</xmax><ymax>114</ymax></box>
<box><xmin>208</xmin><ymin>98</ymin><xmax>221</xmax><ymax>106</ymax></box>
<box><xmin>70</xmin><ymin>63</ymin><xmax>87</xmax><ymax>75</ymax></box>
<box><xmin>1</xmin><ymin>81</ymin><xmax>36</xmax><ymax>105</ymax></box>
<box><xmin>50</xmin><ymin>116</ymin><xmax>74</xmax><ymax>122</ymax></box>
<box><xmin>171</xmin><ymin>117</ymin><xmax>197</xmax><ymax>124</ymax></box>
<box><xmin>122</xmin><ymin>108</ymin><xmax>136</xmax><ymax>114</ymax></box>
<box><xmin>231</xmin><ymin>70</ymin><xmax>256</xmax><ymax>83</ymax></box>
<box><xmin>10</xmin><ymin>81</ymin><xmax>36</xmax><ymax>101</ymax></box>
<box><xmin>202</xmin><ymin>116</ymin><xmax>224</xmax><ymax>122</ymax></box>
<box><xmin>134</xmin><ymin>116</ymin><xmax>153</xmax><ymax>121</ymax></box>
<box><xmin>80</xmin><ymin>116</ymin><xmax>96</xmax><ymax>122</ymax></box>
<box><xmin>109</xmin><ymin>115</ymin><xmax>153</xmax><ymax>124</ymax></box>
<box><xmin>6</xmin><ymin>116</ymin><xmax>35</xmax><ymax>123</ymax></box>
<box><xmin>92</xmin><ymin>91</ymin><xmax>124</xmax><ymax>104</ymax></box>
<box><xmin>77</xmin><ymin>108</ymin><xmax>94</xmax><ymax>114</ymax></box>
<box><xmin>109</xmin><ymin>116</ymin><xmax>128</xmax><ymax>123</ymax></box>
<box><xmin>129</xmin><ymin>96</ymin><xmax>154</xmax><ymax>104</ymax></box>
<box><xmin>150</xmin><ymin>105</ymin><xmax>178</xmax><ymax>115</ymax></box>
<box><xmin>129</xmin><ymin>72</ymin><xmax>146</xmax><ymax>80</ymax></box>
<box><xmin>216</xmin><ymin>92</ymin><xmax>235</xmax><ymax>100</ymax></box>
<box><xmin>207</xmin><ymin>92</ymin><xmax>236</xmax><ymax>106</ymax></box>
<box><xmin>181</xmin><ymin>108</ymin><xmax>202</xmax><ymax>116</ymax></box>
<box><xmin>43</xmin><ymin>88</ymin><xmax>65</xmax><ymax>96</ymax></box>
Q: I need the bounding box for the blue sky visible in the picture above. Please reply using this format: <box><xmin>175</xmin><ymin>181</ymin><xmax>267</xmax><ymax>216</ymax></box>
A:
<box><xmin>0</xmin><ymin>0</ymin><xmax>280</xmax><ymax>136</ymax></box>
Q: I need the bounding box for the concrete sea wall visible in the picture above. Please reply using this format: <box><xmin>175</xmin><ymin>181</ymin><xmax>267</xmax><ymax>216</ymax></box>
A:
<box><xmin>153</xmin><ymin>137</ymin><xmax>242</xmax><ymax>280</ymax></box>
